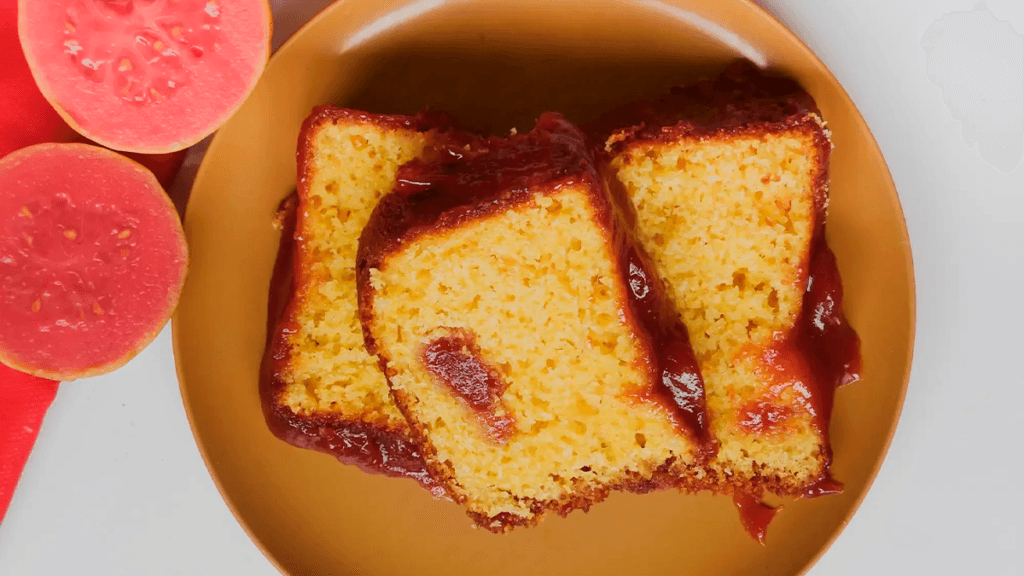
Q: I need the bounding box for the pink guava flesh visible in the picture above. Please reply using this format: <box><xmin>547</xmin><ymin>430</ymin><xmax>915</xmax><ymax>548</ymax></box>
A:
<box><xmin>0</xmin><ymin>143</ymin><xmax>187</xmax><ymax>379</ymax></box>
<box><xmin>19</xmin><ymin>0</ymin><xmax>271</xmax><ymax>153</ymax></box>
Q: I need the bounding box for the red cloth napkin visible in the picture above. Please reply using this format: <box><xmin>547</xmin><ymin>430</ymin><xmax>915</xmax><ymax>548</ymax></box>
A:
<box><xmin>0</xmin><ymin>0</ymin><xmax>183</xmax><ymax>529</ymax></box>
<box><xmin>0</xmin><ymin>0</ymin><xmax>61</xmax><ymax>526</ymax></box>
<box><xmin>0</xmin><ymin>365</ymin><xmax>58</xmax><ymax>524</ymax></box>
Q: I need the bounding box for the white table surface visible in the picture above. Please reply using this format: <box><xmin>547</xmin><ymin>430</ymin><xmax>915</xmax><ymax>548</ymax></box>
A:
<box><xmin>2</xmin><ymin>0</ymin><xmax>1022</xmax><ymax>574</ymax></box>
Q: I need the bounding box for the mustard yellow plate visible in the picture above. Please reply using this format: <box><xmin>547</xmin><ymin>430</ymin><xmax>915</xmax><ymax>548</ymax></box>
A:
<box><xmin>173</xmin><ymin>1</ymin><xmax>915</xmax><ymax>574</ymax></box>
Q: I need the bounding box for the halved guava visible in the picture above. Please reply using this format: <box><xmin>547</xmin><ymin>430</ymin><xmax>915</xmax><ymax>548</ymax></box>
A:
<box><xmin>0</xmin><ymin>143</ymin><xmax>188</xmax><ymax>380</ymax></box>
<box><xmin>19</xmin><ymin>0</ymin><xmax>272</xmax><ymax>154</ymax></box>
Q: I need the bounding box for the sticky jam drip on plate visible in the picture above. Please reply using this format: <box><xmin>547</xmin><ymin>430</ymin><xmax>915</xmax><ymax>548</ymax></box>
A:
<box><xmin>732</xmin><ymin>230</ymin><xmax>861</xmax><ymax>541</ymax></box>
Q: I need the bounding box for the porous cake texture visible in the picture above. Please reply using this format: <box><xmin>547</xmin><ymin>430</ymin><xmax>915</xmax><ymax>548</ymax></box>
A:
<box><xmin>357</xmin><ymin>114</ymin><xmax>711</xmax><ymax>531</ymax></box>
<box><xmin>596</xmin><ymin>61</ymin><xmax>858</xmax><ymax>495</ymax></box>
<box><xmin>261</xmin><ymin>107</ymin><xmax>453</xmax><ymax>483</ymax></box>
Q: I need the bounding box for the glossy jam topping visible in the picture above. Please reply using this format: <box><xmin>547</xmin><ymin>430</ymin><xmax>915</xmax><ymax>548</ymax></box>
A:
<box><xmin>733</xmin><ymin>492</ymin><xmax>782</xmax><ymax>544</ymax></box>
<box><xmin>736</xmin><ymin>399</ymin><xmax>798</xmax><ymax>437</ymax></box>
<box><xmin>621</xmin><ymin>243</ymin><xmax>714</xmax><ymax>456</ymax></box>
<box><xmin>793</xmin><ymin>232</ymin><xmax>861</xmax><ymax>459</ymax></box>
<box><xmin>727</xmin><ymin>208</ymin><xmax>858</xmax><ymax>538</ymax></box>
<box><xmin>422</xmin><ymin>333</ymin><xmax>514</xmax><ymax>443</ymax></box>
<box><xmin>732</xmin><ymin>232</ymin><xmax>859</xmax><ymax>495</ymax></box>
<box><xmin>364</xmin><ymin>113</ymin><xmax>595</xmax><ymax>258</ymax></box>
<box><xmin>798</xmin><ymin>234</ymin><xmax>862</xmax><ymax>389</ymax></box>
<box><xmin>259</xmin><ymin>194</ymin><xmax>441</xmax><ymax>495</ymax></box>
<box><xmin>358</xmin><ymin>113</ymin><xmax>712</xmax><ymax>451</ymax></box>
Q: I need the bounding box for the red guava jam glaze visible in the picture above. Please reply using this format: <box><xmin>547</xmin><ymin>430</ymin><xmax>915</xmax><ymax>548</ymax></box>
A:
<box><xmin>733</xmin><ymin>491</ymin><xmax>782</xmax><ymax>544</ymax></box>
<box><xmin>735</xmin><ymin>399</ymin><xmax>798</xmax><ymax>437</ymax></box>
<box><xmin>421</xmin><ymin>333</ymin><xmax>515</xmax><ymax>444</ymax></box>
<box><xmin>618</xmin><ymin>238</ymin><xmax>716</xmax><ymax>459</ymax></box>
<box><xmin>358</xmin><ymin>113</ymin><xmax>712</xmax><ymax>455</ymax></box>
<box><xmin>259</xmin><ymin>195</ymin><xmax>444</xmax><ymax>496</ymax></box>
<box><xmin>734</xmin><ymin>229</ymin><xmax>861</xmax><ymax>496</ymax></box>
